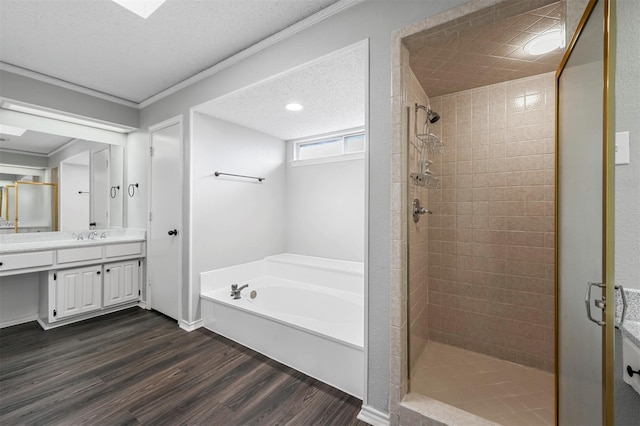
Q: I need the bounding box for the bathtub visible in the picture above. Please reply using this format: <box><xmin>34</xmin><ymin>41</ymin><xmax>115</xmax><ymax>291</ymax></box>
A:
<box><xmin>200</xmin><ymin>253</ymin><xmax>364</xmax><ymax>398</ymax></box>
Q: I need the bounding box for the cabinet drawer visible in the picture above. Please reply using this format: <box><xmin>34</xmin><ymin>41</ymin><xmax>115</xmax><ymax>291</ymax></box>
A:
<box><xmin>0</xmin><ymin>251</ymin><xmax>54</xmax><ymax>271</ymax></box>
<box><xmin>105</xmin><ymin>242</ymin><xmax>142</xmax><ymax>258</ymax></box>
<box><xmin>57</xmin><ymin>246</ymin><xmax>103</xmax><ymax>264</ymax></box>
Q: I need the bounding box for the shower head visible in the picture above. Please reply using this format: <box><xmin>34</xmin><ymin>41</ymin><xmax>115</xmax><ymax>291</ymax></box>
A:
<box><xmin>415</xmin><ymin>103</ymin><xmax>441</xmax><ymax>124</ymax></box>
<box><xmin>427</xmin><ymin>110</ymin><xmax>440</xmax><ymax>124</ymax></box>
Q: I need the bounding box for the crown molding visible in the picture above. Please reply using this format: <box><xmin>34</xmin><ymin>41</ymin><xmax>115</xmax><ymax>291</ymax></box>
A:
<box><xmin>0</xmin><ymin>62</ymin><xmax>139</xmax><ymax>108</ymax></box>
<box><xmin>1</xmin><ymin>0</ymin><xmax>363</xmax><ymax>111</ymax></box>
<box><xmin>137</xmin><ymin>0</ymin><xmax>364</xmax><ymax>108</ymax></box>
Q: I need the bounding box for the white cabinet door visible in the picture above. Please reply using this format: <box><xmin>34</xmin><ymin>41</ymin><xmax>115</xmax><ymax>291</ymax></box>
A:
<box><xmin>54</xmin><ymin>265</ymin><xmax>102</xmax><ymax>320</ymax></box>
<box><xmin>103</xmin><ymin>260</ymin><xmax>140</xmax><ymax>307</ymax></box>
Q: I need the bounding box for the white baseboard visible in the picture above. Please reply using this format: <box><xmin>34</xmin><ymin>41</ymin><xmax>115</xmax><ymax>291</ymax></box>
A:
<box><xmin>179</xmin><ymin>318</ymin><xmax>203</xmax><ymax>332</ymax></box>
<box><xmin>138</xmin><ymin>300</ymin><xmax>150</xmax><ymax>310</ymax></box>
<box><xmin>0</xmin><ymin>314</ymin><xmax>38</xmax><ymax>329</ymax></box>
<box><xmin>357</xmin><ymin>405</ymin><xmax>390</xmax><ymax>426</ymax></box>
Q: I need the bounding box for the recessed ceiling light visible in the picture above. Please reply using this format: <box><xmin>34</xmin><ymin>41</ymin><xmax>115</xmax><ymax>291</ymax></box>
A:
<box><xmin>524</xmin><ymin>30</ymin><xmax>563</xmax><ymax>55</ymax></box>
<box><xmin>112</xmin><ymin>0</ymin><xmax>166</xmax><ymax>19</ymax></box>
<box><xmin>285</xmin><ymin>103</ymin><xmax>304</xmax><ymax>112</ymax></box>
<box><xmin>0</xmin><ymin>124</ymin><xmax>27</xmax><ymax>136</ymax></box>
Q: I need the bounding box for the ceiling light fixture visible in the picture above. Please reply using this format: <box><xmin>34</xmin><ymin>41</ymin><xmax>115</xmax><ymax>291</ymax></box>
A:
<box><xmin>2</xmin><ymin>102</ymin><xmax>136</xmax><ymax>133</ymax></box>
<box><xmin>112</xmin><ymin>0</ymin><xmax>166</xmax><ymax>19</ymax></box>
<box><xmin>285</xmin><ymin>103</ymin><xmax>304</xmax><ymax>112</ymax></box>
<box><xmin>0</xmin><ymin>124</ymin><xmax>27</xmax><ymax>136</ymax></box>
<box><xmin>524</xmin><ymin>30</ymin><xmax>564</xmax><ymax>55</ymax></box>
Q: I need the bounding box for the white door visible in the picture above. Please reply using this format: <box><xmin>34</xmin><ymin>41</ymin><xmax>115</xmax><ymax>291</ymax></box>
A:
<box><xmin>92</xmin><ymin>148</ymin><xmax>110</xmax><ymax>228</ymax></box>
<box><xmin>148</xmin><ymin>118</ymin><xmax>182</xmax><ymax>320</ymax></box>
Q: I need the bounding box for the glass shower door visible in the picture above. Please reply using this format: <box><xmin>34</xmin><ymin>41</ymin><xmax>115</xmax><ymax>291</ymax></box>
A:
<box><xmin>556</xmin><ymin>0</ymin><xmax>616</xmax><ymax>424</ymax></box>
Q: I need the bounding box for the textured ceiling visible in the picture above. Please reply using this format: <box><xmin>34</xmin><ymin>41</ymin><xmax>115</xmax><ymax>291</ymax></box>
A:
<box><xmin>405</xmin><ymin>0</ymin><xmax>564</xmax><ymax>97</ymax></box>
<box><xmin>0</xmin><ymin>0</ymin><xmax>340</xmax><ymax>104</ymax></box>
<box><xmin>0</xmin><ymin>129</ymin><xmax>74</xmax><ymax>156</ymax></box>
<box><xmin>195</xmin><ymin>43</ymin><xmax>366</xmax><ymax>141</ymax></box>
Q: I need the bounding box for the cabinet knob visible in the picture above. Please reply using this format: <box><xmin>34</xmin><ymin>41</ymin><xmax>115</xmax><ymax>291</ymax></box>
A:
<box><xmin>106</xmin><ymin>269</ymin><xmax>110</xmax><ymax>273</ymax></box>
<box><xmin>97</xmin><ymin>271</ymin><xmax>101</xmax><ymax>275</ymax></box>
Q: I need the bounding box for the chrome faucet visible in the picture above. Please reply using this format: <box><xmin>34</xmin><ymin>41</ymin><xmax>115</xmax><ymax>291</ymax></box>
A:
<box><xmin>73</xmin><ymin>232</ymin><xmax>84</xmax><ymax>241</ymax></box>
<box><xmin>230</xmin><ymin>283</ymin><xmax>249</xmax><ymax>299</ymax></box>
<box><xmin>88</xmin><ymin>230</ymin><xmax>98</xmax><ymax>240</ymax></box>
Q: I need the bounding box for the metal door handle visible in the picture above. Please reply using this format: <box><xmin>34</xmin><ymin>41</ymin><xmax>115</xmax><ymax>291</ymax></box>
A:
<box><xmin>615</xmin><ymin>284</ymin><xmax>627</xmax><ymax>329</ymax></box>
<box><xmin>585</xmin><ymin>282</ymin><xmax>605</xmax><ymax>327</ymax></box>
<box><xmin>168</xmin><ymin>229</ymin><xmax>178</xmax><ymax>236</ymax></box>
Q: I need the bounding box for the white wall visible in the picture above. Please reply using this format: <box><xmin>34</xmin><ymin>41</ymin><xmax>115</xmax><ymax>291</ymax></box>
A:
<box><xmin>191</xmin><ymin>113</ymin><xmax>286</xmax><ymax>289</ymax></box>
<box><xmin>1</xmin><ymin>0</ymin><xmax>474</xmax><ymax>413</ymax></box>
<box><xmin>136</xmin><ymin>1</ymin><xmax>469</xmax><ymax>413</ymax></box>
<box><xmin>0</xmin><ymin>274</ymin><xmax>39</xmax><ymax>328</ymax></box>
<box><xmin>124</xmin><ymin>131</ymin><xmax>148</xmax><ymax>229</ymax></box>
<box><xmin>59</xmin><ymin>162</ymin><xmax>89</xmax><ymax>231</ymax></box>
<box><xmin>615</xmin><ymin>0</ymin><xmax>640</xmax><ymax>291</ymax></box>
<box><xmin>286</xmin><ymin>147</ymin><xmax>365</xmax><ymax>262</ymax></box>
<box><xmin>615</xmin><ymin>1</ymin><xmax>640</xmax><ymax>423</ymax></box>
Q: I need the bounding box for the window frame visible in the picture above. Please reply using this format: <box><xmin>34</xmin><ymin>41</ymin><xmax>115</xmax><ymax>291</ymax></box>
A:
<box><xmin>291</xmin><ymin>128</ymin><xmax>365</xmax><ymax>166</ymax></box>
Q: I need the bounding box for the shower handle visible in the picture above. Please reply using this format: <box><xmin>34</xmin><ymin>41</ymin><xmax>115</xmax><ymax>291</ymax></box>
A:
<box><xmin>412</xmin><ymin>199</ymin><xmax>432</xmax><ymax>223</ymax></box>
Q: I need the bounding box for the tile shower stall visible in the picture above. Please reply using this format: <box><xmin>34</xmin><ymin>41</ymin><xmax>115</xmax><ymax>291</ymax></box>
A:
<box><xmin>403</xmin><ymin>43</ymin><xmax>556</xmax><ymax>423</ymax></box>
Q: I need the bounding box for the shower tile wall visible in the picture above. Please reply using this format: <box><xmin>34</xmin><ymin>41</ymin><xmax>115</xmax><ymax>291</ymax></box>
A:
<box><xmin>404</xmin><ymin>49</ymin><xmax>430</xmax><ymax>373</ymax></box>
<box><xmin>426</xmin><ymin>72</ymin><xmax>555</xmax><ymax>371</ymax></box>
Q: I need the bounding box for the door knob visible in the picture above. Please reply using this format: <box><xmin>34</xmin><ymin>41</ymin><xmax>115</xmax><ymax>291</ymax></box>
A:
<box><xmin>168</xmin><ymin>229</ymin><xmax>178</xmax><ymax>236</ymax></box>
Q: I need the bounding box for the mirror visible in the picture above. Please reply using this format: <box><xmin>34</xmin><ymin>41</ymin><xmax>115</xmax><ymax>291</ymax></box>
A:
<box><xmin>0</xmin><ymin>125</ymin><xmax>125</xmax><ymax>234</ymax></box>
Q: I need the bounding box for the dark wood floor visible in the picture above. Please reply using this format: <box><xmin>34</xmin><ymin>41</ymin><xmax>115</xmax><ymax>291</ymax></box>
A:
<box><xmin>0</xmin><ymin>308</ymin><xmax>367</xmax><ymax>425</ymax></box>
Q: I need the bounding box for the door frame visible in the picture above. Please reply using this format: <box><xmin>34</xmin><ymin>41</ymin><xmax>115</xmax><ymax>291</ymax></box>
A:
<box><xmin>555</xmin><ymin>0</ymin><xmax>616</xmax><ymax>423</ymax></box>
<box><xmin>147</xmin><ymin>114</ymin><xmax>184</xmax><ymax>323</ymax></box>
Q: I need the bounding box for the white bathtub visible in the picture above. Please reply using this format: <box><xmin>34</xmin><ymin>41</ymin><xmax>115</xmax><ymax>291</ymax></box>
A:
<box><xmin>200</xmin><ymin>253</ymin><xmax>364</xmax><ymax>398</ymax></box>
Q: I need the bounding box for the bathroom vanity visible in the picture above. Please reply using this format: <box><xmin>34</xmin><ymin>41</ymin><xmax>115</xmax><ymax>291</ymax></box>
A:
<box><xmin>619</xmin><ymin>289</ymin><xmax>640</xmax><ymax>397</ymax></box>
<box><xmin>0</xmin><ymin>229</ymin><xmax>145</xmax><ymax>329</ymax></box>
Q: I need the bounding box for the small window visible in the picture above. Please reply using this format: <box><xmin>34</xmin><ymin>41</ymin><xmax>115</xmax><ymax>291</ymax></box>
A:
<box><xmin>297</xmin><ymin>138</ymin><xmax>343</xmax><ymax>160</ymax></box>
<box><xmin>344</xmin><ymin>134</ymin><xmax>365</xmax><ymax>153</ymax></box>
<box><xmin>294</xmin><ymin>130</ymin><xmax>365</xmax><ymax>162</ymax></box>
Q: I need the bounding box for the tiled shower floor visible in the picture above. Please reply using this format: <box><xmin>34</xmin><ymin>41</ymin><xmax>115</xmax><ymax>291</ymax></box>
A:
<box><xmin>410</xmin><ymin>342</ymin><xmax>554</xmax><ymax>425</ymax></box>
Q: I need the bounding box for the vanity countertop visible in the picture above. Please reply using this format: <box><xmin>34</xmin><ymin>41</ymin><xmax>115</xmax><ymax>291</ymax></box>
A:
<box><xmin>0</xmin><ymin>229</ymin><xmax>146</xmax><ymax>254</ymax></box>
<box><xmin>619</xmin><ymin>288</ymin><xmax>640</xmax><ymax>347</ymax></box>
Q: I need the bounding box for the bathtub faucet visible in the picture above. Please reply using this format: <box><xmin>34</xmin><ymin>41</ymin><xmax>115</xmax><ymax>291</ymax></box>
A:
<box><xmin>230</xmin><ymin>283</ymin><xmax>249</xmax><ymax>299</ymax></box>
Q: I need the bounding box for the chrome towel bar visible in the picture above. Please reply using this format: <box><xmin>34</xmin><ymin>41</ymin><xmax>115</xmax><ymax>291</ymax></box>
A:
<box><xmin>214</xmin><ymin>171</ymin><xmax>265</xmax><ymax>182</ymax></box>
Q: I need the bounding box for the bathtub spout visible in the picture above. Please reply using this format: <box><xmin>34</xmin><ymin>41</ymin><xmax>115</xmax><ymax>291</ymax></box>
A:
<box><xmin>230</xmin><ymin>283</ymin><xmax>249</xmax><ymax>299</ymax></box>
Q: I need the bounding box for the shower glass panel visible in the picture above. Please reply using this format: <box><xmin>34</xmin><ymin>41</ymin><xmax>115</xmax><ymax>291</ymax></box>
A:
<box><xmin>557</xmin><ymin>0</ymin><xmax>615</xmax><ymax>423</ymax></box>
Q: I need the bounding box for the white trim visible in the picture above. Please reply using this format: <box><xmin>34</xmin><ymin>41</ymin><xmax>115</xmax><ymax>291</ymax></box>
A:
<box><xmin>362</xmin><ymin>37</ymin><xmax>371</xmax><ymax>413</ymax></box>
<box><xmin>0</xmin><ymin>62</ymin><xmax>139</xmax><ymax>108</ymax></box>
<box><xmin>188</xmin><ymin>109</ymin><xmax>195</xmax><ymax>326</ymax></box>
<box><xmin>290</xmin><ymin>152</ymin><xmax>365</xmax><ymax>167</ymax></box>
<box><xmin>137</xmin><ymin>300</ymin><xmax>150</xmax><ymax>310</ymax></box>
<box><xmin>287</xmin><ymin>126</ymin><xmax>365</xmax><ymax>144</ymax></box>
<box><xmin>47</xmin><ymin>138</ymin><xmax>83</xmax><ymax>157</ymax></box>
<box><xmin>179</xmin><ymin>318</ymin><xmax>203</xmax><ymax>332</ymax></box>
<box><xmin>0</xmin><ymin>1</ymin><xmax>364</xmax><ymax>110</ymax></box>
<box><xmin>138</xmin><ymin>0</ymin><xmax>365</xmax><ymax>108</ymax></box>
<box><xmin>357</xmin><ymin>405</ymin><xmax>390</xmax><ymax>426</ymax></box>
<box><xmin>36</xmin><ymin>302</ymin><xmax>139</xmax><ymax>330</ymax></box>
<box><xmin>147</xmin><ymin>115</ymin><xmax>184</xmax><ymax>323</ymax></box>
<box><xmin>0</xmin><ymin>314</ymin><xmax>38</xmax><ymax>329</ymax></box>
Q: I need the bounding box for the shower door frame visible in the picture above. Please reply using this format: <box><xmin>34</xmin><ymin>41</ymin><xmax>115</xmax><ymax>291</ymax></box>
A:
<box><xmin>555</xmin><ymin>0</ymin><xmax>616</xmax><ymax>424</ymax></box>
